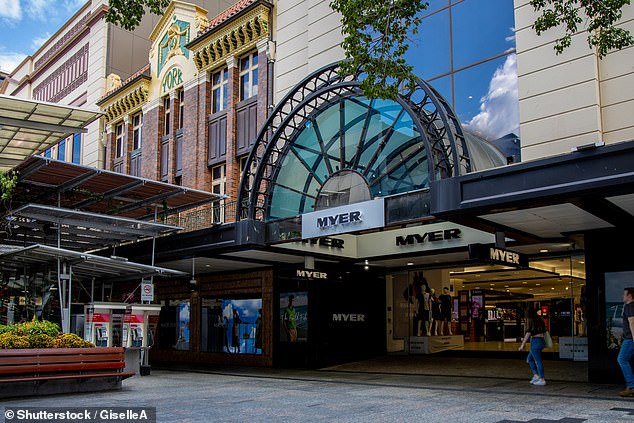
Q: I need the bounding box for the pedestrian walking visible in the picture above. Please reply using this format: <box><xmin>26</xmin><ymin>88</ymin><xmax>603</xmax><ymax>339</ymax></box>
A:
<box><xmin>618</xmin><ymin>287</ymin><xmax>634</xmax><ymax>397</ymax></box>
<box><xmin>518</xmin><ymin>307</ymin><xmax>547</xmax><ymax>386</ymax></box>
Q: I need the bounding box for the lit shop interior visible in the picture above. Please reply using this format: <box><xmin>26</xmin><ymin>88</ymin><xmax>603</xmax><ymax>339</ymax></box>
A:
<box><xmin>387</xmin><ymin>253</ymin><xmax>586</xmax><ymax>355</ymax></box>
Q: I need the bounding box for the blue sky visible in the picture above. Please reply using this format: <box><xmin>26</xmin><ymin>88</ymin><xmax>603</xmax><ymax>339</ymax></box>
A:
<box><xmin>0</xmin><ymin>0</ymin><xmax>86</xmax><ymax>73</ymax></box>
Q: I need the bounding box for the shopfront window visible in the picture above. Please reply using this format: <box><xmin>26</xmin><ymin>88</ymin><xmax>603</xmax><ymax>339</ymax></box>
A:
<box><xmin>201</xmin><ymin>298</ymin><xmax>262</xmax><ymax>355</ymax></box>
<box><xmin>387</xmin><ymin>253</ymin><xmax>586</xmax><ymax>356</ymax></box>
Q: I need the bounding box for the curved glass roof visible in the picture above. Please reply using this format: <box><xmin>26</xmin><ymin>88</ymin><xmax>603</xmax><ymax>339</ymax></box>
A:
<box><xmin>268</xmin><ymin>95</ymin><xmax>429</xmax><ymax>220</ymax></box>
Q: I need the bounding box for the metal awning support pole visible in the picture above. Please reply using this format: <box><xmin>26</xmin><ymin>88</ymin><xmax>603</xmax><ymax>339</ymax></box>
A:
<box><xmin>90</xmin><ymin>277</ymin><xmax>95</xmax><ymax>303</ymax></box>
<box><xmin>67</xmin><ymin>263</ymin><xmax>72</xmax><ymax>334</ymax></box>
<box><xmin>57</xmin><ymin>192</ymin><xmax>67</xmax><ymax>332</ymax></box>
<box><xmin>150</xmin><ymin>205</ymin><xmax>157</xmax><ymax>290</ymax></box>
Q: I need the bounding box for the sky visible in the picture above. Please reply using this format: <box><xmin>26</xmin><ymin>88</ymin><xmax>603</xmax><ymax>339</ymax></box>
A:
<box><xmin>0</xmin><ymin>0</ymin><xmax>86</xmax><ymax>73</ymax></box>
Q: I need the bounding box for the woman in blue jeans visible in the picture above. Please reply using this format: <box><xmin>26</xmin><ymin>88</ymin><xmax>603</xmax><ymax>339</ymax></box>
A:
<box><xmin>519</xmin><ymin>307</ymin><xmax>547</xmax><ymax>386</ymax></box>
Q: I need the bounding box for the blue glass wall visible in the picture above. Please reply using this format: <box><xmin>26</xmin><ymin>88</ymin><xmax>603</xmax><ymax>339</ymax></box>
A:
<box><xmin>405</xmin><ymin>0</ymin><xmax>519</xmax><ymax>146</ymax></box>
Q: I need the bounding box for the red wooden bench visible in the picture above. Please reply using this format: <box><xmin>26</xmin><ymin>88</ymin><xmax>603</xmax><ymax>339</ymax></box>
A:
<box><xmin>0</xmin><ymin>347</ymin><xmax>135</xmax><ymax>398</ymax></box>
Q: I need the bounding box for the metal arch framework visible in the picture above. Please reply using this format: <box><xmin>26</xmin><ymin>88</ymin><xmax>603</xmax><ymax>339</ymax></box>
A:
<box><xmin>237</xmin><ymin>61</ymin><xmax>472</xmax><ymax>221</ymax></box>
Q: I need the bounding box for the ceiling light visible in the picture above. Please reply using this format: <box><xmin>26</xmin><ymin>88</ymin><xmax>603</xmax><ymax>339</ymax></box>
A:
<box><xmin>565</xmin><ymin>286</ymin><xmax>569</xmax><ymax>290</ymax></box>
<box><xmin>205</xmin><ymin>264</ymin><xmax>211</xmax><ymax>268</ymax></box>
<box><xmin>540</xmin><ymin>249</ymin><xmax>548</xmax><ymax>253</ymax></box>
<box><xmin>490</xmin><ymin>283</ymin><xmax>494</xmax><ymax>286</ymax></box>
<box><xmin>536</xmin><ymin>283</ymin><xmax>541</xmax><ymax>286</ymax></box>
<box><xmin>506</xmin><ymin>289</ymin><xmax>510</xmax><ymax>292</ymax></box>
<box><xmin>364</xmin><ymin>260</ymin><xmax>369</xmax><ymax>265</ymax></box>
<box><xmin>579</xmin><ymin>261</ymin><xmax>585</xmax><ymax>264</ymax></box>
<box><xmin>551</xmin><ymin>287</ymin><xmax>555</xmax><ymax>290</ymax></box>
<box><xmin>522</xmin><ymin>282</ymin><xmax>527</xmax><ymax>285</ymax></box>
<box><xmin>364</xmin><ymin>265</ymin><xmax>369</xmax><ymax>270</ymax></box>
<box><xmin>407</xmin><ymin>262</ymin><xmax>414</xmax><ymax>266</ymax></box>
<box><xmin>504</xmin><ymin>285</ymin><xmax>509</xmax><ymax>288</ymax></box>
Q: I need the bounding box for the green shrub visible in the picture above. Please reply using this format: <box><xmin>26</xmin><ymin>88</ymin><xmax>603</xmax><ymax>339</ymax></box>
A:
<box><xmin>20</xmin><ymin>319</ymin><xmax>61</xmax><ymax>337</ymax></box>
<box><xmin>27</xmin><ymin>333</ymin><xmax>56</xmax><ymax>349</ymax></box>
<box><xmin>0</xmin><ymin>332</ymin><xmax>30</xmax><ymax>349</ymax></box>
<box><xmin>0</xmin><ymin>319</ymin><xmax>94</xmax><ymax>349</ymax></box>
<box><xmin>52</xmin><ymin>333</ymin><xmax>95</xmax><ymax>348</ymax></box>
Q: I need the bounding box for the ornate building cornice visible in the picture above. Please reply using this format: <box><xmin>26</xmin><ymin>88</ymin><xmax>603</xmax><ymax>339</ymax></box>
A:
<box><xmin>98</xmin><ymin>76</ymin><xmax>151</xmax><ymax>124</ymax></box>
<box><xmin>189</xmin><ymin>3</ymin><xmax>271</xmax><ymax>73</ymax></box>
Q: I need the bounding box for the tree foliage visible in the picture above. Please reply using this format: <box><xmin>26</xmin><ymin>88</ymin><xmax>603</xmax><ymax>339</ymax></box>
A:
<box><xmin>530</xmin><ymin>0</ymin><xmax>634</xmax><ymax>58</ymax></box>
<box><xmin>105</xmin><ymin>0</ymin><xmax>171</xmax><ymax>31</ymax></box>
<box><xmin>330</xmin><ymin>0</ymin><xmax>426</xmax><ymax>100</ymax></box>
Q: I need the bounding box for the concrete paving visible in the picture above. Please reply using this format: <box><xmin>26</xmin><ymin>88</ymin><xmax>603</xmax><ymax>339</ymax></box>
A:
<box><xmin>2</xmin><ymin>357</ymin><xmax>633</xmax><ymax>423</ymax></box>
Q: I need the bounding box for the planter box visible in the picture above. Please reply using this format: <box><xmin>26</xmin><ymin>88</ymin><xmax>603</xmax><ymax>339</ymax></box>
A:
<box><xmin>0</xmin><ymin>347</ymin><xmax>135</xmax><ymax>398</ymax></box>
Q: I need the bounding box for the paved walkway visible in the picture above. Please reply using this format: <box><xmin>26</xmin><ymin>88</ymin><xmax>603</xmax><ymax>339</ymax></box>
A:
<box><xmin>2</xmin><ymin>356</ymin><xmax>631</xmax><ymax>422</ymax></box>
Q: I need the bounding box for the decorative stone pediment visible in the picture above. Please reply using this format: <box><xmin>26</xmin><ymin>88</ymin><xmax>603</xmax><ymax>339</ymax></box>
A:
<box><xmin>99</xmin><ymin>77</ymin><xmax>150</xmax><ymax>123</ymax></box>
<box><xmin>189</xmin><ymin>4</ymin><xmax>270</xmax><ymax>72</ymax></box>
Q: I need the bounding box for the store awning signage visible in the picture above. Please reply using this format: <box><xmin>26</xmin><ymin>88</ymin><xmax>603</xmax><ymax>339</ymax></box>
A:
<box><xmin>301</xmin><ymin>198</ymin><xmax>384</xmax><ymax>239</ymax></box>
<box><xmin>468</xmin><ymin>243</ymin><xmax>528</xmax><ymax>268</ymax></box>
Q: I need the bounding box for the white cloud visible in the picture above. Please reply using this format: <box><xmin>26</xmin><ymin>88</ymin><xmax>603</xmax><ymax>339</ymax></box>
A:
<box><xmin>0</xmin><ymin>51</ymin><xmax>27</xmax><ymax>73</ymax></box>
<box><xmin>25</xmin><ymin>0</ymin><xmax>55</xmax><ymax>21</ymax></box>
<box><xmin>62</xmin><ymin>0</ymin><xmax>86</xmax><ymax>13</ymax></box>
<box><xmin>463</xmin><ymin>54</ymin><xmax>520</xmax><ymax>140</ymax></box>
<box><xmin>0</xmin><ymin>0</ymin><xmax>22</xmax><ymax>22</ymax></box>
<box><xmin>31</xmin><ymin>32</ymin><xmax>51</xmax><ymax>50</ymax></box>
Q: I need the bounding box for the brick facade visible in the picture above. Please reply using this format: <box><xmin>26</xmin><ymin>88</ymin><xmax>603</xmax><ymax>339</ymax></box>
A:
<box><xmin>141</xmin><ymin>105</ymin><xmax>160</xmax><ymax>181</ymax></box>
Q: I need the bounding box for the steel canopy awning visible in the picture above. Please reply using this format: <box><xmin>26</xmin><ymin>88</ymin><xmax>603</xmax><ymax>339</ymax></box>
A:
<box><xmin>9</xmin><ymin>156</ymin><xmax>223</xmax><ymax>220</ymax></box>
<box><xmin>6</xmin><ymin>204</ymin><xmax>181</xmax><ymax>251</ymax></box>
<box><xmin>0</xmin><ymin>95</ymin><xmax>102</xmax><ymax>172</ymax></box>
<box><xmin>0</xmin><ymin>244</ymin><xmax>187</xmax><ymax>282</ymax></box>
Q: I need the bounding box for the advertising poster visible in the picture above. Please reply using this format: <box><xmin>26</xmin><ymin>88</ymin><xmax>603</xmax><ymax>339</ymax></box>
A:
<box><xmin>175</xmin><ymin>302</ymin><xmax>190</xmax><ymax>350</ymax></box>
<box><xmin>279</xmin><ymin>292</ymin><xmax>308</xmax><ymax>342</ymax></box>
<box><xmin>221</xmin><ymin>299</ymin><xmax>262</xmax><ymax>355</ymax></box>
<box><xmin>605</xmin><ymin>272</ymin><xmax>634</xmax><ymax>350</ymax></box>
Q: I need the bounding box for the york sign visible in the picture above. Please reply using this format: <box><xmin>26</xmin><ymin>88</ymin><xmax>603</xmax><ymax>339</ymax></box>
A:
<box><xmin>162</xmin><ymin>67</ymin><xmax>183</xmax><ymax>93</ymax></box>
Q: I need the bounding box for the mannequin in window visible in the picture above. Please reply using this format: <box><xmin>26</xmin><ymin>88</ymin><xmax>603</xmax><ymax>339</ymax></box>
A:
<box><xmin>438</xmin><ymin>287</ymin><xmax>453</xmax><ymax>335</ymax></box>
<box><xmin>431</xmin><ymin>288</ymin><xmax>442</xmax><ymax>335</ymax></box>
<box><xmin>419</xmin><ymin>283</ymin><xmax>432</xmax><ymax>336</ymax></box>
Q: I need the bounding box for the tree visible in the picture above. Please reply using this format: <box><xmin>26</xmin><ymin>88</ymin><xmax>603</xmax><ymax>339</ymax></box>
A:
<box><xmin>329</xmin><ymin>0</ymin><xmax>426</xmax><ymax>100</ymax></box>
<box><xmin>104</xmin><ymin>0</ymin><xmax>633</xmax><ymax>99</ymax></box>
<box><xmin>531</xmin><ymin>0</ymin><xmax>634</xmax><ymax>58</ymax></box>
<box><xmin>105</xmin><ymin>0</ymin><xmax>170</xmax><ymax>31</ymax></box>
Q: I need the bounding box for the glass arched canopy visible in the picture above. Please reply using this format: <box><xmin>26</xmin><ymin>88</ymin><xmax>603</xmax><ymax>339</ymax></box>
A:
<box><xmin>238</xmin><ymin>62</ymin><xmax>504</xmax><ymax>223</ymax></box>
<box><xmin>269</xmin><ymin>96</ymin><xmax>428</xmax><ymax>220</ymax></box>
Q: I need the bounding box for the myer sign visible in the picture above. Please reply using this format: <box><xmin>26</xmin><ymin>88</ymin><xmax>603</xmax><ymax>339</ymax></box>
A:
<box><xmin>302</xmin><ymin>198</ymin><xmax>384</xmax><ymax>238</ymax></box>
<box><xmin>468</xmin><ymin>243</ymin><xmax>528</xmax><ymax>268</ymax></box>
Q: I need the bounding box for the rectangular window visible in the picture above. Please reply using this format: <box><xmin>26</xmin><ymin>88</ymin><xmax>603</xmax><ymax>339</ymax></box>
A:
<box><xmin>72</xmin><ymin>133</ymin><xmax>81</xmax><ymax>164</ymax></box>
<box><xmin>212</xmin><ymin>68</ymin><xmax>229</xmax><ymax>113</ymax></box>
<box><xmin>163</xmin><ymin>96</ymin><xmax>171</xmax><ymax>136</ymax></box>
<box><xmin>44</xmin><ymin>148</ymin><xmax>52</xmax><ymax>158</ymax></box>
<box><xmin>115</xmin><ymin>122</ymin><xmax>124</xmax><ymax>158</ymax></box>
<box><xmin>240</xmin><ymin>52</ymin><xmax>258</xmax><ymax>101</ymax></box>
<box><xmin>211</xmin><ymin>165</ymin><xmax>226</xmax><ymax>223</ymax></box>
<box><xmin>57</xmin><ymin>139</ymin><xmax>66</xmax><ymax>161</ymax></box>
<box><xmin>178</xmin><ymin>89</ymin><xmax>185</xmax><ymax>129</ymax></box>
<box><xmin>132</xmin><ymin>113</ymin><xmax>143</xmax><ymax>150</ymax></box>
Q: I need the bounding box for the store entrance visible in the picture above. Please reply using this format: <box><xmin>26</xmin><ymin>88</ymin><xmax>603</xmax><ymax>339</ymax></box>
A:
<box><xmin>386</xmin><ymin>253</ymin><xmax>586</xmax><ymax>358</ymax></box>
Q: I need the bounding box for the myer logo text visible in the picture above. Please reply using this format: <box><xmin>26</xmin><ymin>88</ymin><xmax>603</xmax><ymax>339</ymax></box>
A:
<box><xmin>317</xmin><ymin>211</ymin><xmax>361</xmax><ymax>229</ymax></box>
<box><xmin>296</xmin><ymin>270</ymin><xmax>327</xmax><ymax>279</ymax></box>
<box><xmin>489</xmin><ymin>247</ymin><xmax>520</xmax><ymax>265</ymax></box>
<box><xmin>396</xmin><ymin>228</ymin><xmax>461</xmax><ymax>246</ymax></box>
<box><xmin>332</xmin><ymin>313</ymin><xmax>365</xmax><ymax>322</ymax></box>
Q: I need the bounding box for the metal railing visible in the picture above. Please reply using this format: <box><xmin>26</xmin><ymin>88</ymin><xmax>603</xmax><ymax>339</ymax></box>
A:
<box><xmin>162</xmin><ymin>200</ymin><xmax>237</xmax><ymax>233</ymax></box>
